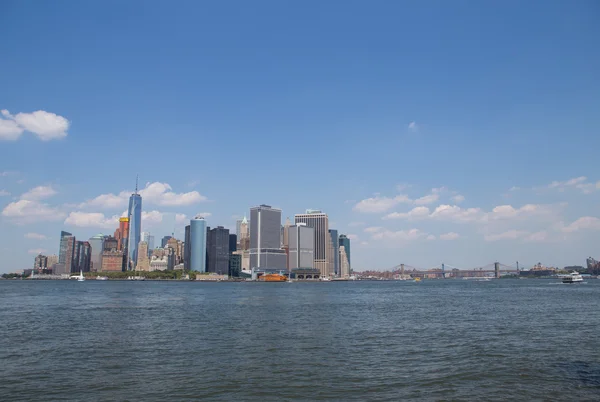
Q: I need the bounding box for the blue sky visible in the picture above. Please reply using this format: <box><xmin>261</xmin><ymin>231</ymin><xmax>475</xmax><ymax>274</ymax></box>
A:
<box><xmin>1</xmin><ymin>1</ymin><xmax>599</xmax><ymax>273</ymax></box>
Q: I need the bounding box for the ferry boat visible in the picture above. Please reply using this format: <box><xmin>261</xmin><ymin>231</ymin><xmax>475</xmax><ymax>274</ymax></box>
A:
<box><xmin>562</xmin><ymin>271</ymin><xmax>583</xmax><ymax>284</ymax></box>
<box><xmin>261</xmin><ymin>273</ymin><xmax>287</xmax><ymax>282</ymax></box>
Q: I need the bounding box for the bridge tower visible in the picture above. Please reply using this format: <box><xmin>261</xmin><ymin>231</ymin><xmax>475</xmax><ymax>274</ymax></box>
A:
<box><xmin>516</xmin><ymin>261</ymin><xmax>519</xmax><ymax>273</ymax></box>
<box><xmin>442</xmin><ymin>263</ymin><xmax>445</xmax><ymax>278</ymax></box>
<box><xmin>400</xmin><ymin>263</ymin><xmax>405</xmax><ymax>276</ymax></box>
<box><xmin>494</xmin><ymin>262</ymin><xmax>500</xmax><ymax>279</ymax></box>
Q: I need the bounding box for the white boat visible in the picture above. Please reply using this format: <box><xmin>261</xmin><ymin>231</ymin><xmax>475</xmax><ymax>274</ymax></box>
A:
<box><xmin>562</xmin><ymin>271</ymin><xmax>583</xmax><ymax>284</ymax></box>
<box><xmin>320</xmin><ymin>277</ymin><xmax>331</xmax><ymax>282</ymax></box>
<box><xmin>96</xmin><ymin>276</ymin><xmax>108</xmax><ymax>281</ymax></box>
<box><xmin>77</xmin><ymin>270</ymin><xmax>85</xmax><ymax>282</ymax></box>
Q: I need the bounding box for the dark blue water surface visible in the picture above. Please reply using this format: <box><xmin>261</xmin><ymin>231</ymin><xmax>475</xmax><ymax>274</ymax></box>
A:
<box><xmin>1</xmin><ymin>279</ymin><xmax>599</xmax><ymax>401</ymax></box>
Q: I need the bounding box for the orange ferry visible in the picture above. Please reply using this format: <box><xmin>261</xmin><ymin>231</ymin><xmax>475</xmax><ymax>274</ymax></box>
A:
<box><xmin>261</xmin><ymin>273</ymin><xmax>288</xmax><ymax>282</ymax></box>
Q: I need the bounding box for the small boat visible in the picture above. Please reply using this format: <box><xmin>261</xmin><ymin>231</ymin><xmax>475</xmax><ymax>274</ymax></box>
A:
<box><xmin>562</xmin><ymin>271</ymin><xmax>583</xmax><ymax>284</ymax></box>
<box><xmin>320</xmin><ymin>277</ymin><xmax>331</xmax><ymax>282</ymax></box>
<box><xmin>77</xmin><ymin>270</ymin><xmax>85</xmax><ymax>282</ymax></box>
<box><xmin>96</xmin><ymin>276</ymin><xmax>108</xmax><ymax>281</ymax></box>
<box><xmin>413</xmin><ymin>277</ymin><xmax>421</xmax><ymax>282</ymax></box>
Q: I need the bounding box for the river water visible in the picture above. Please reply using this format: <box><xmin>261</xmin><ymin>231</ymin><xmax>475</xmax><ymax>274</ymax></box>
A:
<box><xmin>1</xmin><ymin>279</ymin><xmax>599</xmax><ymax>401</ymax></box>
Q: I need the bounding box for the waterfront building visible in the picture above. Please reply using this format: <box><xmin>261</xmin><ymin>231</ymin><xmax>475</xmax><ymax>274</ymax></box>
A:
<box><xmin>77</xmin><ymin>241</ymin><xmax>91</xmax><ymax>272</ymax></box>
<box><xmin>288</xmin><ymin>223</ymin><xmax>315</xmax><ymax>270</ymax></box>
<box><xmin>184</xmin><ymin>225</ymin><xmax>191</xmax><ymax>269</ymax></box>
<box><xmin>127</xmin><ymin>184</ymin><xmax>142</xmax><ymax>269</ymax></box>
<box><xmin>190</xmin><ymin>216</ymin><xmax>207</xmax><ymax>272</ymax></box>
<box><xmin>249</xmin><ymin>204</ymin><xmax>287</xmax><ymax>270</ymax></box>
<box><xmin>34</xmin><ymin>254</ymin><xmax>47</xmax><ymax>270</ymax></box>
<box><xmin>339</xmin><ymin>234</ymin><xmax>351</xmax><ymax>272</ymax></box>
<box><xmin>114</xmin><ymin>217</ymin><xmax>129</xmax><ymax>252</ymax></box>
<box><xmin>64</xmin><ymin>235</ymin><xmax>77</xmax><ymax>274</ymax></box>
<box><xmin>136</xmin><ymin>241</ymin><xmax>150</xmax><ymax>271</ymax></box>
<box><xmin>141</xmin><ymin>232</ymin><xmax>154</xmax><ymax>256</ymax></box>
<box><xmin>88</xmin><ymin>234</ymin><xmax>104</xmax><ymax>272</ymax></box>
<box><xmin>58</xmin><ymin>231</ymin><xmax>73</xmax><ymax>268</ymax></box>
<box><xmin>229</xmin><ymin>233</ymin><xmax>237</xmax><ymax>253</ymax></box>
<box><xmin>329</xmin><ymin>229</ymin><xmax>339</xmax><ymax>276</ymax></box>
<box><xmin>101</xmin><ymin>236</ymin><xmax>123</xmax><ymax>272</ymax></box>
<box><xmin>340</xmin><ymin>245</ymin><xmax>350</xmax><ymax>278</ymax></box>
<box><xmin>150</xmin><ymin>255</ymin><xmax>168</xmax><ymax>271</ymax></box>
<box><xmin>238</xmin><ymin>216</ymin><xmax>250</xmax><ymax>250</ymax></box>
<box><xmin>229</xmin><ymin>252</ymin><xmax>242</xmax><ymax>277</ymax></box>
<box><xmin>46</xmin><ymin>254</ymin><xmax>58</xmax><ymax>268</ymax></box>
<box><xmin>294</xmin><ymin>210</ymin><xmax>330</xmax><ymax>277</ymax></box>
<box><xmin>208</xmin><ymin>226</ymin><xmax>230</xmax><ymax>275</ymax></box>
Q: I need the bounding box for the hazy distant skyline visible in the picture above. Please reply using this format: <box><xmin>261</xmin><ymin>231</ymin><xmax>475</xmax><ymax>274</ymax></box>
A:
<box><xmin>1</xmin><ymin>1</ymin><xmax>599</xmax><ymax>272</ymax></box>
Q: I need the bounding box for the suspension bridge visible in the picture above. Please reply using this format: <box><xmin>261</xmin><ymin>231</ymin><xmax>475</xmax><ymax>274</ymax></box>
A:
<box><xmin>391</xmin><ymin>262</ymin><xmax>520</xmax><ymax>279</ymax></box>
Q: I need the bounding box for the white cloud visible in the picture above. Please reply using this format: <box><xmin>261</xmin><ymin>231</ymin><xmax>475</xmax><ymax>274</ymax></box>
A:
<box><xmin>509</xmin><ymin>186</ymin><xmax>520</xmax><ymax>192</ymax></box>
<box><xmin>1</xmin><ymin>109</ymin><xmax>69</xmax><ymax>141</ymax></box>
<box><xmin>360</xmin><ymin>241</ymin><xmax>369</xmax><ymax>246</ymax></box>
<box><xmin>139</xmin><ymin>182</ymin><xmax>207</xmax><ymax>206</ymax></box>
<box><xmin>486</xmin><ymin>203</ymin><xmax>562</xmax><ymax>221</ymax></box>
<box><xmin>430</xmin><ymin>205</ymin><xmax>483</xmax><ymax>223</ymax></box>
<box><xmin>0</xmin><ymin>171</ymin><xmax>18</xmax><ymax>177</ymax></box>
<box><xmin>64</xmin><ymin>212</ymin><xmax>120</xmax><ymax>229</ymax></box>
<box><xmin>525</xmin><ymin>231</ymin><xmax>548</xmax><ymax>242</ymax></box>
<box><xmin>561</xmin><ymin>216</ymin><xmax>600</xmax><ymax>233</ymax></box>
<box><xmin>142</xmin><ymin>210</ymin><xmax>163</xmax><ymax>224</ymax></box>
<box><xmin>383</xmin><ymin>206</ymin><xmax>430</xmax><ymax>220</ymax></box>
<box><xmin>451</xmin><ymin>194</ymin><xmax>465</xmax><ymax>203</ymax></box>
<box><xmin>195</xmin><ymin>212</ymin><xmax>212</xmax><ymax>218</ymax></box>
<box><xmin>25</xmin><ymin>232</ymin><xmax>47</xmax><ymax>240</ymax></box>
<box><xmin>0</xmin><ymin>118</ymin><xmax>23</xmax><ymax>140</ymax></box>
<box><xmin>396</xmin><ymin>183</ymin><xmax>411</xmax><ymax>192</ymax></box>
<box><xmin>408</xmin><ymin>121</ymin><xmax>418</xmax><ymax>132</ymax></box>
<box><xmin>371</xmin><ymin>228</ymin><xmax>426</xmax><ymax>243</ymax></box>
<box><xmin>353</xmin><ymin>195</ymin><xmax>412</xmax><ymax>213</ymax></box>
<box><xmin>80</xmin><ymin>182</ymin><xmax>208</xmax><ymax>209</ymax></box>
<box><xmin>28</xmin><ymin>248</ymin><xmax>47</xmax><ymax>255</ymax></box>
<box><xmin>364</xmin><ymin>226</ymin><xmax>383</xmax><ymax>233</ymax></box>
<box><xmin>439</xmin><ymin>232</ymin><xmax>460</xmax><ymax>240</ymax></box>
<box><xmin>2</xmin><ymin>200</ymin><xmax>66</xmax><ymax>223</ymax></box>
<box><xmin>20</xmin><ymin>185</ymin><xmax>57</xmax><ymax>201</ymax></box>
<box><xmin>175</xmin><ymin>213</ymin><xmax>188</xmax><ymax>224</ymax></box>
<box><xmin>0</xmin><ymin>189</ymin><xmax>9</xmax><ymax>196</ymax></box>
<box><xmin>414</xmin><ymin>193</ymin><xmax>439</xmax><ymax>205</ymax></box>
<box><xmin>543</xmin><ymin>176</ymin><xmax>600</xmax><ymax>194</ymax></box>
<box><xmin>426</xmin><ymin>234</ymin><xmax>436</xmax><ymax>241</ymax></box>
<box><xmin>346</xmin><ymin>234</ymin><xmax>359</xmax><ymax>241</ymax></box>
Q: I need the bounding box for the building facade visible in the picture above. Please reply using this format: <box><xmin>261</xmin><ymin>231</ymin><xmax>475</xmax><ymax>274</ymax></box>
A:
<box><xmin>340</xmin><ymin>245</ymin><xmax>350</xmax><ymax>278</ymax></box>
<box><xmin>88</xmin><ymin>234</ymin><xmax>104</xmax><ymax>272</ymax></box>
<box><xmin>184</xmin><ymin>225</ymin><xmax>191</xmax><ymax>270</ymax></box>
<box><xmin>207</xmin><ymin>226</ymin><xmax>230</xmax><ymax>275</ymax></box>
<box><xmin>136</xmin><ymin>241</ymin><xmax>150</xmax><ymax>271</ymax></box>
<box><xmin>190</xmin><ymin>216</ymin><xmax>207</xmax><ymax>272</ymax></box>
<box><xmin>339</xmin><ymin>234</ymin><xmax>351</xmax><ymax>272</ymax></box>
<box><xmin>127</xmin><ymin>189</ymin><xmax>142</xmax><ymax>269</ymax></box>
<box><xmin>141</xmin><ymin>232</ymin><xmax>154</xmax><ymax>256</ymax></box>
<box><xmin>294</xmin><ymin>210</ymin><xmax>330</xmax><ymax>277</ymax></box>
<box><xmin>58</xmin><ymin>231</ymin><xmax>73</xmax><ymax>270</ymax></box>
<box><xmin>328</xmin><ymin>229</ymin><xmax>339</xmax><ymax>276</ymax></box>
<box><xmin>249</xmin><ymin>205</ymin><xmax>286</xmax><ymax>270</ymax></box>
<box><xmin>288</xmin><ymin>224</ymin><xmax>315</xmax><ymax>270</ymax></box>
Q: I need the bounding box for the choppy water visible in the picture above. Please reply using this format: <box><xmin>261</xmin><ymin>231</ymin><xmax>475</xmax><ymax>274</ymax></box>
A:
<box><xmin>1</xmin><ymin>279</ymin><xmax>599</xmax><ymax>401</ymax></box>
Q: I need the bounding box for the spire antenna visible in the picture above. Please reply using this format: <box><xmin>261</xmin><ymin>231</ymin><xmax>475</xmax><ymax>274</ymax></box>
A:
<box><xmin>135</xmin><ymin>175</ymin><xmax>139</xmax><ymax>194</ymax></box>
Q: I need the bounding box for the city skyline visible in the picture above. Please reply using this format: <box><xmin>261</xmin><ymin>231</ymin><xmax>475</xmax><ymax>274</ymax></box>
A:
<box><xmin>2</xmin><ymin>2</ymin><xmax>600</xmax><ymax>273</ymax></box>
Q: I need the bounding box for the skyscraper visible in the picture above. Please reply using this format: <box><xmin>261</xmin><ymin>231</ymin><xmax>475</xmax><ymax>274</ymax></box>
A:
<box><xmin>249</xmin><ymin>205</ymin><xmax>286</xmax><ymax>270</ymax></box>
<box><xmin>340</xmin><ymin>245</ymin><xmax>350</xmax><ymax>278</ymax></box>
<box><xmin>58</xmin><ymin>231</ymin><xmax>72</xmax><ymax>266</ymax></box>
<box><xmin>141</xmin><ymin>232</ymin><xmax>154</xmax><ymax>256</ymax></box>
<box><xmin>64</xmin><ymin>235</ymin><xmax>77</xmax><ymax>273</ymax></box>
<box><xmin>127</xmin><ymin>181</ymin><xmax>142</xmax><ymax>270</ymax></box>
<box><xmin>339</xmin><ymin>234</ymin><xmax>351</xmax><ymax>272</ymax></box>
<box><xmin>78</xmin><ymin>241</ymin><xmax>91</xmax><ymax>272</ymax></box>
<box><xmin>184</xmin><ymin>225</ymin><xmax>191</xmax><ymax>270</ymax></box>
<box><xmin>288</xmin><ymin>223</ymin><xmax>315</xmax><ymax>270</ymax></box>
<box><xmin>161</xmin><ymin>235</ymin><xmax>172</xmax><ymax>248</ymax></box>
<box><xmin>229</xmin><ymin>234</ymin><xmax>237</xmax><ymax>253</ymax></box>
<box><xmin>136</xmin><ymin>241</ymin><xmax>150</xmax><ymax>271</ymax></box>
<box><xmin>207</xmin><ymin>226</ymin><xmax>230</xmax><ymax>275</ymax></box>
<box><xmin>190</xmin><ymin>216</ymin><xmax>207</xmax><ymax>272</ymax></box>
<box><xmin>88</xmin><ymin>234</ymin><xmax>104</xmax><ymax>272</ymax></box>
<box><xmin>294</xmin><ymin>210</ymin><xmax>330</xmax><ymax>277</ymax></box>
<box><xmin>238</xmin><ymin>216</ymin><xmax>250</xmax><ymax>251</ymax></box>
<box><xmin>329</xmin><ymin>229</ymin><xmax>339</xmax><ymax>276</ymax></box>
